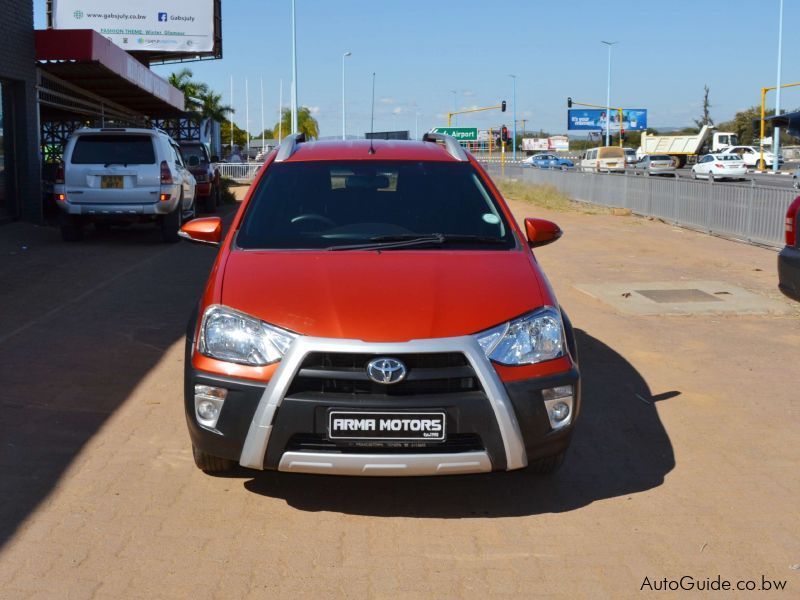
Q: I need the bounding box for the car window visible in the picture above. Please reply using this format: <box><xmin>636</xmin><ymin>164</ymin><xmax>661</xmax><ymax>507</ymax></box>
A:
<box><xmin>171</xmin><ymin>144</ymin><xmax>184</xmax><ymax>166</ymax></box>
<box><xmin>598</xmin><ymin>147</ymin><xmax>625</xmax><ymax>159</ymax></box>
<box><xmin>180</xmin><ymin>144</ymin><xmax>209</xmax><ymax>164</ymax></box>
<box><xmin>651</xmin><ymin>155</ymin><xmax>672</xmax><ymax>161</ymax></box>
<box><xmin>236</xmin><ymin>161</ymin><xmax>516</xmax><ymax>250</ymax></box>
<box><xmin>71</xmin><ymin>135</ymin><xmax>156</xmax><ymax>165</ymax></box>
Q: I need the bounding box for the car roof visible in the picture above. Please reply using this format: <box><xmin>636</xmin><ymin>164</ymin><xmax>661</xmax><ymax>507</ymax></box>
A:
<box><xmin>282</xmin><ymin>139</ymin><xmax>461</xmax><ymax>163</ymax></box>
<box><xmin>72</xmin><ymin>127</ymin><xmax>163</xmax><ymax>136</ymax></box>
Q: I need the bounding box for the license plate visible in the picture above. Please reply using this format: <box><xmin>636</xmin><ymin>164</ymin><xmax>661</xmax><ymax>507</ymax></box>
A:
<box><xmin>607</xmin><ymin>162</ymin><xmax>617</xmax><ymax>167</ymax></box>
<box><xmin>328</xmin><ymin>411</ymin><xmax>446</xmax><ymax>441</ymax></box>
<box><xmin>101</xmin><ymin>176</ymin><xmax>123</xmax><ymax>189</ymax></box>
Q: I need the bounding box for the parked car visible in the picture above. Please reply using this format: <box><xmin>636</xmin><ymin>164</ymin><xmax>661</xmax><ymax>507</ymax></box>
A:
<box><xmin>623</xmin><ymin>147</ymin><xmax>638</xmax><ymax>166</ymax></box>
<box><xmin>580</xmin><ymin>146</ymin><xmax>626</xmax><ymax>173</ymax></box>
<box><xmin>633</xmin><ymin>154</ymin><xmax>677</xmax><ymax>177</ymax></box>
<box><xmin>691</xmin><ymin>154</ymin><xmax>747</xmax><ymax>181</ymax></box>
<box><xmin>179</xmin><ymin>133</ymin><xmax>580</xmax><ymax>476</ymax></box>
<box><xmin>523</xmin><ymin>153</ymin><xmax>573</xmax><ymax>169</ymax></box>
<box><xmin>720</xmin><ymin>145</ymin><xmax>782</xmax><ymax>168</ymax></box>
<box><xmin>778</xmin><ymin>196</ymin><xmax>800</xmax><ymax>301</ymax></box>
<box><xmin>179</xmin><ymin>141</ymin><xmax>218</xmax><ymax>213</ymax></box>
<box><xmin>54</xmin><ymin>128</ymin><xmax>196</xmax><ymax>242</ymax></box>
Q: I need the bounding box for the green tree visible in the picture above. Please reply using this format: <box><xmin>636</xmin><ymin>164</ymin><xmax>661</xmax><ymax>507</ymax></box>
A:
<box><xmin>272</xmin><ymin>107</ymin><xmax>319</xmax><ymax>140</ymax></box>
<box><xmin>197</xmin><ymin>89</ymin><xmax>233</xmax><ymax>123</ymax></box>
<box><xmin>717</xmin><ymin>106</ymin><xmax>769</xmax><ymax>145</ymax></box>
<box><xmin>168</xmin><ymin>68</ymin><xmax>208</xmax><ymax>115</ymax></box>
<box><xmin>220</xmin><ymin>121</ymin><xmax>249</xmax><ymax>150</ymax></box>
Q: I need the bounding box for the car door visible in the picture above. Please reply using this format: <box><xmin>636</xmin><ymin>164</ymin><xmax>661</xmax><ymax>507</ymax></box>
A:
<box><xmin>171</xmin><ymin>142</ymin><xmax>194</xmax><ymax>209</ymax></box>
<box><xmin>695</xmin><ymin>155</ymin><xmax>710</xmax><ymax>175</ymax></box>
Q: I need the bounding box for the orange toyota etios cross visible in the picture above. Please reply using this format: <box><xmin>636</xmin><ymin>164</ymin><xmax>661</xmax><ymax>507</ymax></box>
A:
<box><xmin>180</xmin><ymin>133</ymin><xmax>580</xmax><ymax>476</ymax></box>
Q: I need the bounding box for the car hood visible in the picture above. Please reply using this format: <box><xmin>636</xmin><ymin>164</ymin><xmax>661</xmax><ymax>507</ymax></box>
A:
<box><xmin>220</xmin><ymin>249</ymin><xmax>549</xmax><ymax>342</ymax></box>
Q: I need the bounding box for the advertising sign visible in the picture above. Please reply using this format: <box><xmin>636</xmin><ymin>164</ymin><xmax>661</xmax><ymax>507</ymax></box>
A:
<box><xmin>53</xmin><ymin>0</ymin><xmax>215</xmax><ymax>53</ymax></box>
<box><xmin>431</xmin><ymin>127</ymin><xmax>479</xmax><ymax>141</ymax></box>
<box><xmin>568</xmin><ymin>109</ymin><xmax>648</xmax><ymax>131</ymax></box>
<box><xmin>522</xmin><ymin>138</ymin><xmax>549</xmax><ymax>152</ymax></box>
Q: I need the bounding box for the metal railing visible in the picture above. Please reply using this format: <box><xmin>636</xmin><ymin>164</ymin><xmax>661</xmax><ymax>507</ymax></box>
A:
<box><xmin>485</xmin><ymin>164</ymin><xmax>794</xmax><ymax>248</ymax></box>
<box><xmin>213</xmin><ymin>162</ymin><xmax>264</xmax><ymax>184</ymax></box>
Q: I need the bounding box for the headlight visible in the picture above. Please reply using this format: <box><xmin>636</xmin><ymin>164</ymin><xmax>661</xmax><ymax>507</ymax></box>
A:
<box><xmin>198</xmin><ymin>305</ymin><xmax>297</xmax><ymax>366</ymax></box>
<box><xmin>475</xmin><ymin>307</ymin><xmax>564</xmax><ymax>365</ymax></box>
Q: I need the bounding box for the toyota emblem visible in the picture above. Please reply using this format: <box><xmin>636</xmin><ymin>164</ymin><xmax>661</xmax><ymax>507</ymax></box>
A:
<box><xmin>366</xmin><ymin>357</ymin><xmax>407</xmax><ymax>384</ymax></box>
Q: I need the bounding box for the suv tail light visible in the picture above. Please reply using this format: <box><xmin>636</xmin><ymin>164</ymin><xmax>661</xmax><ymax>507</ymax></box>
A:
<box><xmin>785</xmin><ymin>196</ymin><xmax>800</xmax><ymax>247</ymax></box>
<box><xmin>55</xmin><ymin>162</ymin><xmax>65</xmax><ymax>184</ymax></box>
<box><xmin>160</xmin><ymin>160</ymin><xmax>173</xmax><ymax>184</ymax></box>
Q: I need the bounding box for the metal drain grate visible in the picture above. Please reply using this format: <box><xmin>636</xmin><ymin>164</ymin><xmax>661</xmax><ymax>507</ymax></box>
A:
<box><xmin>635</xmin><ymin>289</ymin><xmax>722</xmax><ymax>303</ymax></box>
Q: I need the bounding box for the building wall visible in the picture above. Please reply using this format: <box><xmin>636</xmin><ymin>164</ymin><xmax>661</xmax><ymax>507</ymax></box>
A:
<box><xmin>0</xmin><ymin>0</ymin><xmax>41</xmax><ymax>222</ymax></box>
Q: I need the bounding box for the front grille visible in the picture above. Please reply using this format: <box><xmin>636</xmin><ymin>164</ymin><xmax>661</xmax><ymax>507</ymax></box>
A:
<box><xmin>285</xmin><ymin>432</ymin><xmax>484</xmax><ymax>454</ymax></box>
<box><xmin>286</xmin><ymin>352</ymin><xmax>481</xmax><ymax>397</ymax></box>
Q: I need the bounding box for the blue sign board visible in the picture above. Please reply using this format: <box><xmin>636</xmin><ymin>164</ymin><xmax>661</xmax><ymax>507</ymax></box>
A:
<box><xmin>568</xmin><ymin>109</ymin><xmax>648</xmax><ymax>131</ymax></box>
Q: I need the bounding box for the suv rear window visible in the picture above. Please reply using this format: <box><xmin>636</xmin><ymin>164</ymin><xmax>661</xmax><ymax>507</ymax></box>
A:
<box><xmin>71</xmin><ymin>135</ymin><xmax>156</xmax><ymax>165</ymax></box>
<box><xmin>236</xmin><ymin>161</ymin><xmax>516</xmax><ymax>250</ymax></box>
<box><xmin>179</xmin><ymin>143</ymin><xmax>210</xmax><ymax>164</ymax></box>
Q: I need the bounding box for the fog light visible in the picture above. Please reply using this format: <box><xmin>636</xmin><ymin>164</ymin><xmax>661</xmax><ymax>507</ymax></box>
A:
<box><xmin>542</xmin><ymin>385</ymin><xmax>574</xmax><ymax>430</ymax></box>
<box><xmin>194</xmin><ymin>385</ymin><xmax>227</xmax><ymax>430</ymax></box>
<box><xmin>551</xmin><ymin>401</ymin><xmax>570</xmax><ymax>422</ymax></box>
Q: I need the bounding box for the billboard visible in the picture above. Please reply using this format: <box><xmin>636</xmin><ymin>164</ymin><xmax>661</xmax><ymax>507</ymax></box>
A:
<box><xmin>568</xmin><ymin>109</ymin><xmax>648</xmax><ymax>132</ymax></box>
<box><xmin>431</xmin><ymin>127</ymin><xmax>478</xmax><ymax>141</ymax></box>
<box><xmin>52</xmin><ymin>0</ymin><xmax>215</xmax><ymax>53</ymax></box>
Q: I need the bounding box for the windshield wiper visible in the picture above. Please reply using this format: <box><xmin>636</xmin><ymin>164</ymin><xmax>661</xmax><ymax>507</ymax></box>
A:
<box><xmin>327</xmin><ymin>233</ymin><xmax>507</xmax><ymax>251</ymax></box>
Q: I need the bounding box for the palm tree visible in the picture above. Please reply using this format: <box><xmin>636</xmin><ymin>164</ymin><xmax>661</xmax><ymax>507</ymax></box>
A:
<box><xmin>273</xmin><ymin>107</ymin><xmax>319</xmax><ymax>140</ymax></box>
<box><xmin>197</xmin><ymin>89</ymin><xmax>234</xmax><ymax>139</ymax></box>
<box><xmin>168</xmin><ymin>68</ymin><xmax>208</xmax><ymax>115</ymax></box>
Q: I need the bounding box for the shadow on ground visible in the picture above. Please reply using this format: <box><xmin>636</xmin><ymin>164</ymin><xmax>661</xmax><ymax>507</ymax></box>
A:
<box><xmin>0</xmin><ymin>217</ymin><xmax>225</xmax><ymax>548</ymax></box>
<box><xmin>241</xmin><ymin>329</ymin><xmax>677</xmax><ymax>517</ymax></box>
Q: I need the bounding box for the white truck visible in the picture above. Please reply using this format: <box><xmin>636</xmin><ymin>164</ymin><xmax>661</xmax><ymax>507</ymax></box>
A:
<box><xmin>638</xmin><ymin>126</ymin><xmax>738</xmax><ymax>167</ymax></box>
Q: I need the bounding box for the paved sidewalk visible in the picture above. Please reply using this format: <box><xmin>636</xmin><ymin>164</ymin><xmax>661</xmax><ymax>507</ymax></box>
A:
<box><xmin>0</xmin><ymin>193</ymin><xmax>797</xmax><ymax>598</ymax></box>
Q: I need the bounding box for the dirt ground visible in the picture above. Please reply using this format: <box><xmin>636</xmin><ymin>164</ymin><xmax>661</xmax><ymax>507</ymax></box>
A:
<box><xmin>0</xmin><ymin>185</ymin><xmax>798</xmax><ymax>598</ymax></box>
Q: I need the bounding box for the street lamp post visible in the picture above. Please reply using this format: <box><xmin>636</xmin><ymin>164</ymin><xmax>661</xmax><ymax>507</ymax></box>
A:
<box><xmin>773</xmin><ymin>0</ymin><xmax>784</xmax><ymax>172</ymax></box>
<box><xmin>601</xmin><ymin>41</ymin><xmax>618</xmax><ymax>147</ymax></box>
<box><xmin>341</xmin><ymin>51</ymin><xmax>351</xmax><ymax>140</ymax></box>
<box><xmin>509</xmin><ymin>74</ymin><xmax>517</xmax><ymax>161</ymax></box>
<box><xmin>291</xmin><ymin>0</ymin><xmax>298</xmax><ymax>134</ymax></box>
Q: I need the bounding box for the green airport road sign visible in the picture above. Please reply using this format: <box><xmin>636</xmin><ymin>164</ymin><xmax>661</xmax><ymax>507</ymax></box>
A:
<box><xmin>431</xmin><ymin>127</ymin><xmax>478</xmax><ymax>141</ymax></box>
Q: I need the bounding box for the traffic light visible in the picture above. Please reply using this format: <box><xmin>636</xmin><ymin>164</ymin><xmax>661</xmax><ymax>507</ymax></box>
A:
<box><xmin>567</xmin><ymin>97</ymin><xmax>573</xmax><ymax>108</ymax></box>
<box><xmin>501</xmin><ymin>126</ymin><xmax>509</xmax><ymax>142</ymax></box>
<box><xmin>501</xmin><ymin>100</ymin><xmax>506</xmax><ymax>112</ymax></box>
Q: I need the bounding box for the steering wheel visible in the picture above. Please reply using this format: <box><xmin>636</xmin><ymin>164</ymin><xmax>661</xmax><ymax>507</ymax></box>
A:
<box><xmin>290</xmin><ymin>214</ymin><xmax>337</xmax><ymax>228</ymax></box>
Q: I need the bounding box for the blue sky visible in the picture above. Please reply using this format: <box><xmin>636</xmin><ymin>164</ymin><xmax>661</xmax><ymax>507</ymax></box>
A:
<box><xmin>34</xmin><ymin>0</ymin><xmax>800</xmax><ymax>138</ymax></box>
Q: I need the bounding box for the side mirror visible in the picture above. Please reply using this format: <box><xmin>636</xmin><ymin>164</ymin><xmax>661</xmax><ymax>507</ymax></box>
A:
<box><xmin>524</xmin><ymin>218</ymin><xmax>562</xmax><ymax>248</ymax></box>
<box><xmin>187</xmin><ymin>155</ymin><xmax>201</xmax><ymax>167</ymax></box>
<box><xmin>179</xmin><ymin>217</ymin><xmax>222</xmax><ymax>247</ymax></box>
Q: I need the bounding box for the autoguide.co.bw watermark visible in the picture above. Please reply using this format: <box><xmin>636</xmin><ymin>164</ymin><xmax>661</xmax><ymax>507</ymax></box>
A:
<box><xmin>641</xmin><ymin>574</ymin><xmax>787</xmax><ymax>592</ymax></box>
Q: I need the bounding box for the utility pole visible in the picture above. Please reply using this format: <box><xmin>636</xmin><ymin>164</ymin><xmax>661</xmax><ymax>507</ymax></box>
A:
<box><xmin>773</xmin><ymin>0</ymin><xmax>784</xmax><ymax>172</ymax></box>
<box><xmin>601</xmin><ymin>41</ymin><xmax>618</xmax><ymax>147</ymax></box>
<box><xmin>291</xmin><ymin>0</ymin><xmax>298</xmax><ymax>133</ymax></box>
<box><xmin>509</xmin><ymin>74</ymin><xmax>517</xmax><ymax>160</ymax></box>
<box><xmin>342</xmin><ymin>51</ymin><xmax>351</xmax><ymax>140</ymax></box>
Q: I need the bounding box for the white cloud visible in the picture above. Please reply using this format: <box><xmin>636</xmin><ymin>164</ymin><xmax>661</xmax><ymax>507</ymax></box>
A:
<box><xmin>307</xmin><ymin>106</ymin><xmax>321</xmax><ymax>115</ymax></box>
<box><xmin>392</xmin><ymin>107</ymin><xmax>403</xmax><ymax>115</ymax></box>
<box><xmin>462</xmin><ymin>90</ymin><xmax>476</xmax><ymax>97</ymax></box>
<box><xmin>380</xmin><ymin>97</ymin><xmax>396</xmax><ymax>105</ymax></box>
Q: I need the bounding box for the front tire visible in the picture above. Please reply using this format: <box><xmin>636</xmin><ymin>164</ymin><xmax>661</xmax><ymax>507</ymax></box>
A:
<box><xmin>527</xmin><ymin>450</ymin><xmax>566</xmax><ymax>475</ymax></box>
<box><xmin>192</xmin><ymin>445</ymin><xmax>236</xmax><ymax>473</ymax></box>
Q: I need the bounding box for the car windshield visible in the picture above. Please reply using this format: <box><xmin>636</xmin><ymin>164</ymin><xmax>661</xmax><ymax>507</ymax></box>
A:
<box><xmin>180</xmin><ymin>144</ymin><xmax>209</xmax><ymax>164</ymax></box>
<box><xmin>625</xmin><ymin>150</ymin><xmax>636</xmax><ymax>156</ymax></box>
<box><xmin>71</xmin><ymin>135</ymin><xmax>155</xmax><ymax>165</ymax></box>
<box><xmin>236</xmin><ymin>161</ymin><xmax>516</xmax><ymax>250</ymax></box>
<box><xmin>651</xmin><ymin>155</ymin><xmax>672</xmax><ymax>161</ymax></box>
<box><xmin>716</xmin><ymin>155</ymin><xmax>742</xmax><ymax>161</ymax></box>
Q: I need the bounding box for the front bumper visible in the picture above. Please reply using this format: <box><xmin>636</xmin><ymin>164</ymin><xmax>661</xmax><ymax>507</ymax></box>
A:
<box><xmin>778</xmin><ymin>245</ymin><xmax>800</xmax><ymax>301</ymax></box>
<box><xmin>186</xmin><ymin>334</ymin><xmax>580</xmax><ymax>476</ymax></box>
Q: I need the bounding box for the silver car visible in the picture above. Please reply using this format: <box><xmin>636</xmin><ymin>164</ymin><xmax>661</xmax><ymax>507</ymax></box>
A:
<box><xmin>634</xmin><ymin>154</ymin><xmax>676</xmax><ymax>177</ymax></box>
<box><xmin>54</xmin><ymin>127</ymin><xmax>197</xmax><ymax>242</ymax></box>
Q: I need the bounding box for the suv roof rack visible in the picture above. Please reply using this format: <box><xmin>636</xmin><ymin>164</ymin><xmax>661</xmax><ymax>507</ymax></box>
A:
<box><xmin>275</xmin><ymin>133</ymin><xmax>306</xmax><ymax>162</ymax></box>
<box><xmin>421</xmin><ymin>132</ymin><xmax>469</xmax><ymax>162</ymax></box>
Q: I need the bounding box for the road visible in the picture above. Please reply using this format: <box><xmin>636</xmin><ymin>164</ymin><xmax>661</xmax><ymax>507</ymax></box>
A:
<box><xmin>0</xmin><ymin>189</ymin><xmax>798</xmax><ymax>597</ymax></box>
<box><xmin>672</xmin><ymin>165</ymin><xmax>798</xmax><ymax>189</ymax></box>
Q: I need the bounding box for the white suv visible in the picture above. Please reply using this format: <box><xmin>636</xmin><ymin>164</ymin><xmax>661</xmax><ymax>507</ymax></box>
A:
<box><xmin>54</xmin><ymin>128</ymin><xmax>197</xmax><ymax>242</ymax></box>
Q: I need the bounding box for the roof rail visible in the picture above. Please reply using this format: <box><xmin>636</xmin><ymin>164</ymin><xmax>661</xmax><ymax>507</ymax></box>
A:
<box><xmin>421</xmin><ymin>132</ymin><xmax>469</xmax><ymax>161</ymax></box>
<box><xmin>274</xmin><ymin>132</ymin><xmax>306</xmax><ymax>162</ymax></box>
